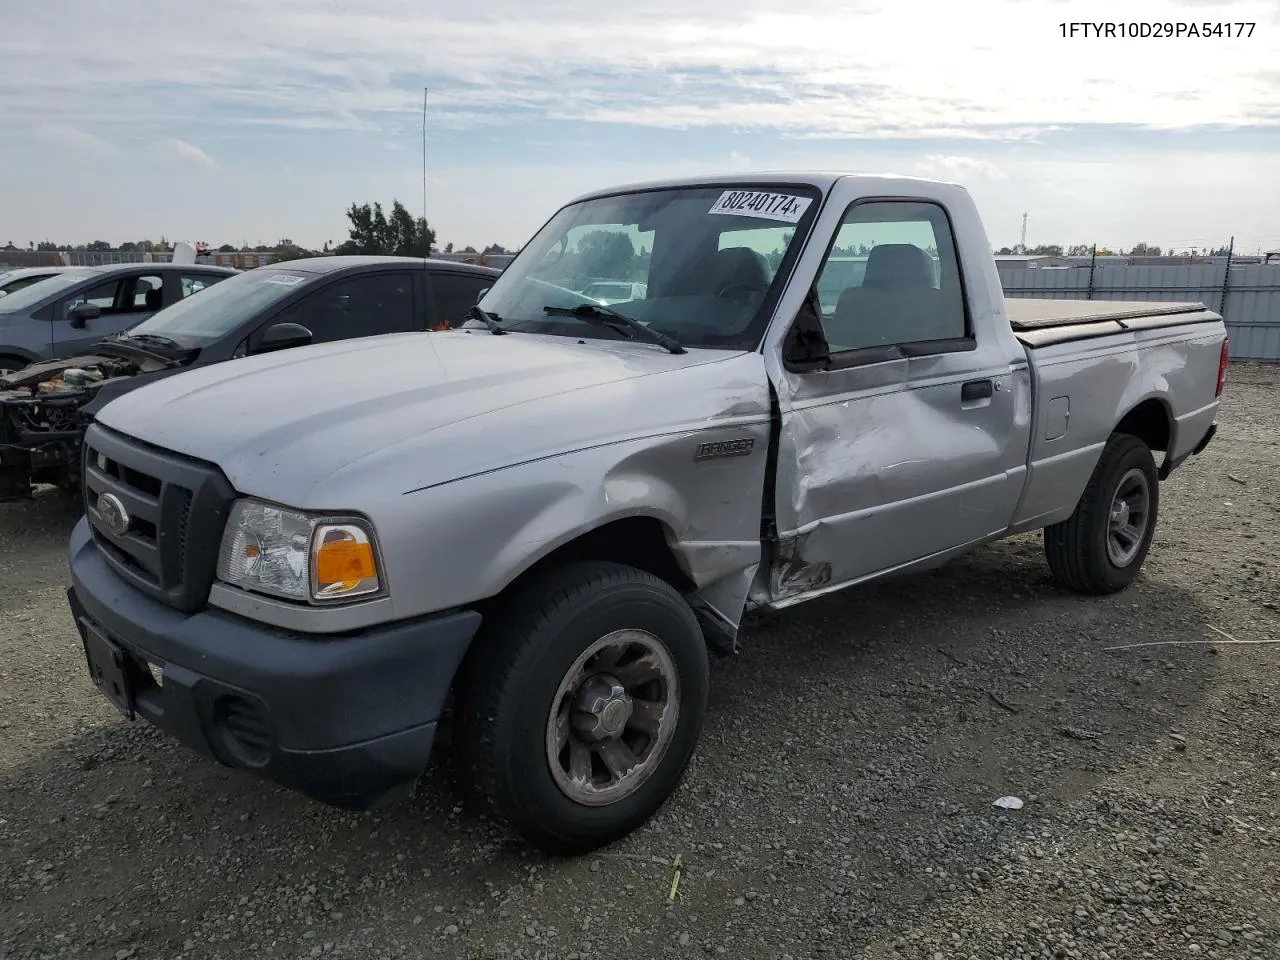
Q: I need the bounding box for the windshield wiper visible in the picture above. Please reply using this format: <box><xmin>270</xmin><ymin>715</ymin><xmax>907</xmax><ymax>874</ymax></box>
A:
<box><xmin>468</xmin><ymin>304</ymin><xmax>507</xmax><ymax>335</ymax></box>
<box><xmin>542</xmin><ymin>303</ymin><xmax>685</xmax><ymax>355</ymax></box>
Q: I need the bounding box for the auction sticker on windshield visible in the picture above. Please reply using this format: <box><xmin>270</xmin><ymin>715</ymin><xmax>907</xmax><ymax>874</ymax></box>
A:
<box><xmin>262</xmin><ymin>273</ymin><xmax>308</xmax><ymax>286</ymax></box>
<box><xmin>708</xmin><ymin>190</ymin><xmax>812</xmax><ymax>223</ymax></box>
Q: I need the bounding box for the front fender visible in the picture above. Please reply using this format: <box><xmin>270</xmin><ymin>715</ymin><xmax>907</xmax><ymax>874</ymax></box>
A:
<box><xmin>377</xmin><ymin>423</ymin><xmax>772</xmax><ymax>623</ymax></box>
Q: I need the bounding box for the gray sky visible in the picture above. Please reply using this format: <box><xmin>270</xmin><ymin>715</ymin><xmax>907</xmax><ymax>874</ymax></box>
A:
<box><xmin>3</xmin><ymin>0</ymin><xmax>1279</xmax><ymax>253</ymax></box>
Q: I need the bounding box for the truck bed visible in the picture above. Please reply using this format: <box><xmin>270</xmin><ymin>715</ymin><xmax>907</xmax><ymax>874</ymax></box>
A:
<box><xmin>1007</xmin><ymin>297</ymin><xmax>1221</xmax><ymax>348</ymax></box>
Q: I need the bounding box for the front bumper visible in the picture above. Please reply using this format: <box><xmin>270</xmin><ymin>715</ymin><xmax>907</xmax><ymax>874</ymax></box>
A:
<box><xmin>67</xmin><ymin>516</ymin><xmax>482</xmax><ymax>810</ymax></box>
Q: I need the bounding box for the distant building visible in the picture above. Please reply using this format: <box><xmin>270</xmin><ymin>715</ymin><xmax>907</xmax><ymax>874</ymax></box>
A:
<box><xmin>434</xmin><ymin>251</ymin><xmax>517</xmax><ymax>269</ymax></box>
<box><xmin>202</xmin><ymin>251</ymin><xmax>280</xmax><ymax>269</ymax></box>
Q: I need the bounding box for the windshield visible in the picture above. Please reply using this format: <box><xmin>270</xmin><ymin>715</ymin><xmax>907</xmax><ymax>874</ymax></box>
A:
<box><xmin>471</xmin><ymin>183</ymin><xmax>822</xmax><ymax>350</ymax></box>
<box><xmin>0</xmin><ymin>270</ymin><xmax>96</xmax><ymax>313</ymax></box>
<box><xmin>127</xmin><ymin>267</ymin><xmax>320</xmax><ymax>343</ymax></box>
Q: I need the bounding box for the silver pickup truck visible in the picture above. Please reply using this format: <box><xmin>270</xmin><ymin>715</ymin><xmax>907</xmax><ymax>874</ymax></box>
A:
<box><xmin>65</xmin><ymin>173</ymin><xmax>1227</xmax><ymax>854</ymax></box>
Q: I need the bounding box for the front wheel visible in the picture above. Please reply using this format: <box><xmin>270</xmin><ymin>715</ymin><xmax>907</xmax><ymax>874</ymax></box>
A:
<box><xmin>1044</xmin><ymin>433</ymin><xmax>1160</xmax><ymax>595</ymax></box>
<box><xmin>452</xmin><ymin>560</ymin><xmax>709</xmax><ymax>855</ymax></box>
<box><xmin>0</xmin><ymin>355</ymin><xmax>28</xmax><ymax>379</ymax></box>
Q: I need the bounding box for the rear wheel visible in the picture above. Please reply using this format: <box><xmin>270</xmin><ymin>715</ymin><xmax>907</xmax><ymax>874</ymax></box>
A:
<box><xmin>452</xmin><ymin>560</ymin><xmax>709</xmax><ymax>855</ymax></box>
<box><xmin>1044</xmin><ymin>433</ymin><xmax>1159</xmax><ymax>594</ymax></box>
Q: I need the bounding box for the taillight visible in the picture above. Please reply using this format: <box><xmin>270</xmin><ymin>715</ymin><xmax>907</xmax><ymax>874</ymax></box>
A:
<box><xmin>1215</xmin><ymin>338</ymin><xmax>1229</xmax><ymax>397</ymax></box>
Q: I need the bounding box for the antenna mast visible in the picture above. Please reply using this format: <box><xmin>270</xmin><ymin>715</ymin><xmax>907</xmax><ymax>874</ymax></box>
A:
<box><xmin>430</xmin><ymin>86</ymin><xmax>435</xmax><ymax>257</ymax></box>
<box><xmin>1020</xmin><ymin>213</ymin><xmax>1027</xmax><ymax>254</ymax></box>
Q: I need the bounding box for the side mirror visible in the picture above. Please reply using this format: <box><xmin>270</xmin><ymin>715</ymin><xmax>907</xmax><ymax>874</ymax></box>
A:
<box><xmin>783</xmin><ymin>288</ymin><xmax>831</xmax><ymax>371</ymax></box>
<box><xmin>68</xmin><ymin>302</ymin><xmax>102</xmax><ymax>328</ymax></box>
<box><xmin>252</xmin><ymin>322</ymin><xmax>313</xmax><ymax>354</ymax></box>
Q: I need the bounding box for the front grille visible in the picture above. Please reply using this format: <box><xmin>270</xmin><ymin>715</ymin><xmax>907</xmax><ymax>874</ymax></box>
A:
<box><xmin>82</xmin><ymin>422</ymin><xmax>235</xmax><ymax>612</ymax></box>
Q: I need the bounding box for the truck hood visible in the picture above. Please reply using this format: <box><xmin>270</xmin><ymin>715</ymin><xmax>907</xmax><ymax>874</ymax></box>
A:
<box><xmin>94</xmin><ymin>330</ymin><xmax>768</xmax><ymax>505</ymax></box>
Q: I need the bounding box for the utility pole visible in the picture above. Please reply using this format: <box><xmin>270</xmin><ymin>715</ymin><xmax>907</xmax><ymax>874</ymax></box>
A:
<box><xmin>1019</xmin><ymin>213</ymin><xmax>1027</xmax><ymax>254</ymax></box>
<box><xmin>430</xmin><ymin>87</ymin><xmax>435</xmax><ymax>240</ymax></box>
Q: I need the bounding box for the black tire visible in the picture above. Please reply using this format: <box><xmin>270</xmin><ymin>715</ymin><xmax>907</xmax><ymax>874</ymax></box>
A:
<box><xmin>451</xmin><ymin>560</ymin><xmax>709</xmax><ymax>855</ymax></box>
<box><xmin>1044</xmin><ymin>432</ymin><xmax>1159</xmax><ymax>595</ymax></box>
<box><xmin>0</xmin><ymin>355</ymin><xmax>28</xmax><ymax>378</ymax></box>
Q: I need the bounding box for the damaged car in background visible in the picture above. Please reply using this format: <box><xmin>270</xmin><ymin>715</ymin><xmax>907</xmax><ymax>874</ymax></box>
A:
<box><xmin>0</xmin><ymin>255</ymin><xmax>499</xmax><ymax>502</ymax></box>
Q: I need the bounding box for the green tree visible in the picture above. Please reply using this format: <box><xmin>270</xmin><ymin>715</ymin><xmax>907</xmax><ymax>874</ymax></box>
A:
<box><xmin>337</xmin><ymin>199</ymin><xmax>433</xmax><ymax>256</ymax></box>
<box><xmin>335</xmin><ymin>201</ymin><xmax>388</xmax><ymax>254</ymax></box>
<box><xmin>271</xmin><ymin>244</ymin><xmax>312</xmax><ymax>263</ymax></box>
<box><xmin>388</xmin><ymin>200</ymin><xmax>434</xmax><ymax>257</ymax></box>
<box><xmin>1127</xmin><ymin>242</ymin><xmax>1161</xmax><ymax>256</ymax></box>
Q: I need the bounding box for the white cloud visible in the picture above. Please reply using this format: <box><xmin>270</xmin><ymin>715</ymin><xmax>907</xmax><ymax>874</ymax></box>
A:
<box><xmin>3</xmin><ymin>1</ymin><xmax>1280</xmax><ymax>251</ymax></box>
<box><xmin>36</xmin><ymin>123</ymin><xmax>115</xmax><ymax>156</ymax></box>
<box><xmin>161</xmin><ymin>139</ymin><xmax>218</xmax><ymax>169</ymax></box>
<box><xmin>1</xmin><ymin>1</ymin><xmax>1278</xmax><ymax>139</ymax></box>
<box><xmin>914</xmin><ymin>155</ymin><xmax>1008</xmax><ymax>181</ymax></box>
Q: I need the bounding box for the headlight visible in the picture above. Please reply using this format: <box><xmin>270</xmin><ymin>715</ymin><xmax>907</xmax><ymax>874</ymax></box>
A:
<box><xmin>215</xmin><ymin>498</ymin><xmax>383</xmax><ymax>603</ymax></box>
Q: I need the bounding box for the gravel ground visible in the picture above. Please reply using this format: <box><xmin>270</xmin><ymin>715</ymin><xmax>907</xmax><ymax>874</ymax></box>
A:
<box><xmin>1</xmin><ymin>364</ymin><xmax>1277</xmax><ymax>960</ymax></box>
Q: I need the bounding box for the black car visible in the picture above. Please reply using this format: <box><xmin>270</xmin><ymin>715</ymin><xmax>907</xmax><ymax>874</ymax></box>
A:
<box><xmin>0</xmin><ymin>255</ymin><xmax>501</xmax><ymax>501</ymax></box>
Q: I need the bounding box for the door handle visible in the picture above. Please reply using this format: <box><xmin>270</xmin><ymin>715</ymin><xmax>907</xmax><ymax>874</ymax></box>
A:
<box><xmin>961</xmin><ymin>378</ymin><xmax>993</xmax><ymax>402</ymax></box>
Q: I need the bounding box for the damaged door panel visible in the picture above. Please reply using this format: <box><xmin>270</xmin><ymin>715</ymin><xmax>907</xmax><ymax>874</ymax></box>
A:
<box><xmin>761</xmin><ymin>196</ymin><xmax>1033</xmax><ymax>605</ymax></box>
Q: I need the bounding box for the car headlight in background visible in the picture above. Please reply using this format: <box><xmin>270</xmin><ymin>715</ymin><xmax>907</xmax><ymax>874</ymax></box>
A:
<box><xmin>215</xmin><ymin>498</ymin><xmax>383</xmax><ymax>603</ymax></box>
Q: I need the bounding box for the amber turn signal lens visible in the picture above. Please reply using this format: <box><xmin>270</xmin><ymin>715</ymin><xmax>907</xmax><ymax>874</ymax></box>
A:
<box><xmin>315</xmin><ymin>537</ymin><xmax>375</xmax><ymax>588</ymax></box>
<box><xmin>310</xmin><ymin>520</ymin><xmax>381</xmax><ymax>601</ymax></box>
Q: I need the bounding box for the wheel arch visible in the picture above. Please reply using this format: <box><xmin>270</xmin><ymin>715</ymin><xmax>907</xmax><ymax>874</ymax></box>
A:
<box><xmin>1113</xmin><ymin>395</ymin><xmax>1172</xmax><ymax>453</ymax></box>
<box><xmin>474</xmin><ymin>513</ymin><xmax>698</xmax><ymax>618</ymax></box>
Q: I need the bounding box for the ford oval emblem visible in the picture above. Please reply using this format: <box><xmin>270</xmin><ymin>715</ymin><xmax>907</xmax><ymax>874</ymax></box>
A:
<box><xmin>96</xmin><ymin>492</ymin><xmax>130</xmax><ymax>537</ymax></box>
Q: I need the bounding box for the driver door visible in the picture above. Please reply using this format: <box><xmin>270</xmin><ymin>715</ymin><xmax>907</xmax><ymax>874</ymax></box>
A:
<box><xmin>766</xmin><ymin>196</ymin><xmax>1027</xmax><ymax>599</ymax></box>
<box><xmin>52</xmin><ymin>273</ymin><xmax>165</xmax><ymax>357</ymax></box>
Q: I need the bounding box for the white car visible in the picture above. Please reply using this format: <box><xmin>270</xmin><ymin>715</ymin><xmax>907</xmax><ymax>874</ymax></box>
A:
<box><xmin>0</xmin><ymin>266</ymin><xmax>76</xmax><ymax>298</ymax></box>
